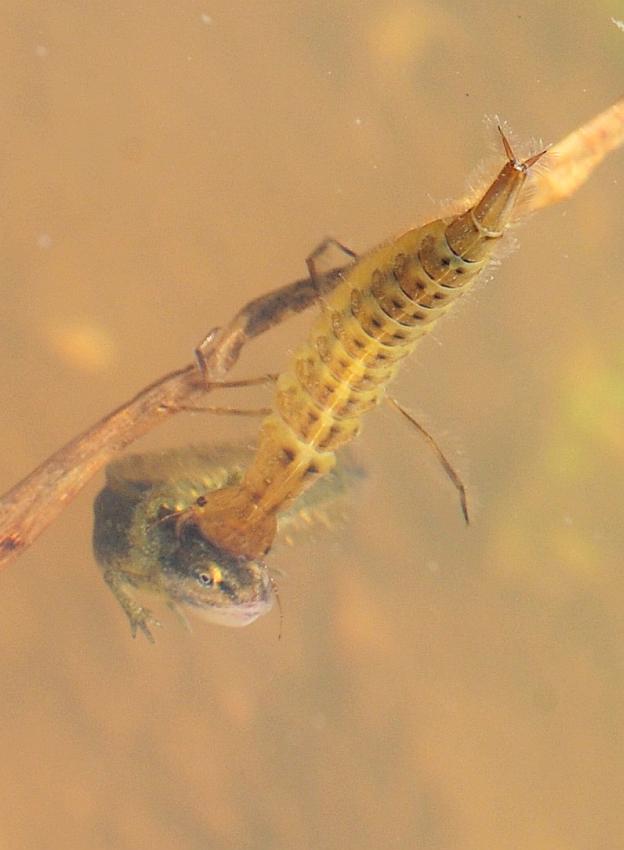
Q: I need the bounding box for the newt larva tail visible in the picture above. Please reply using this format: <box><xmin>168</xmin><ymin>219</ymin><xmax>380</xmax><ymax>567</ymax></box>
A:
<box><xmin>181</xmin><ymin>132</ymin><xmax>545</xmax><ymax>560</ymax></box>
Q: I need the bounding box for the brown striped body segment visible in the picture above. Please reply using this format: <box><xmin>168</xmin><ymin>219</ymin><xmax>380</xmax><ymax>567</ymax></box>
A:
<box><xmin>183</xmin><ymin>145</ymin><xmax>541</xmax><ymax>559</ymax></box>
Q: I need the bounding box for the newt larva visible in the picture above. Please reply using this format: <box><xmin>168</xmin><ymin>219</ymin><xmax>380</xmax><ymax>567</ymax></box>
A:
<box><xmin>93</xmin><ymin>445</ymin><xmax>361</xmax><ymax>640</ymax></box>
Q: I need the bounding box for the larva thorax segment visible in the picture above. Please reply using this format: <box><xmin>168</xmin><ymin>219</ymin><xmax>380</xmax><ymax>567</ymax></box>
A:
<box><xmin>182</xmin><ymin>133</ymin><xmax>538</xmax><ymax>560</ymax></box>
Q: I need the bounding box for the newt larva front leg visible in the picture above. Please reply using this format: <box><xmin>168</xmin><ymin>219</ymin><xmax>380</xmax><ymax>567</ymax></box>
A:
<box><xmin>180</xmin><ymin>132</ymin><xmax>545</xmax><ymax>562</ymax></box>
<box><xmin>101</xmin><ymin>564</ymin><xmax>162</xmax><ymax>643</ymax></box>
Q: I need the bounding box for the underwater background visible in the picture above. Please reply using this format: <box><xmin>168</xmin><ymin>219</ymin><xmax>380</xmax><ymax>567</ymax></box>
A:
<box><xmin>1</xmin><ymin>2</ymin><xmax>623</xmax><ymax>848</ymax></box>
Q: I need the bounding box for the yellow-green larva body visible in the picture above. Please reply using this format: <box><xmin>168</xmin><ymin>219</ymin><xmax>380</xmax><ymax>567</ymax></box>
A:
<box><xmin>185</xmin><ymin>144</ymin><xmax>540</xmax><ymax>560</ymax></box>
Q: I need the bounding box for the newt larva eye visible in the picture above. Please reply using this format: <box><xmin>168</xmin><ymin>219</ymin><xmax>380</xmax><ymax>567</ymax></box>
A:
<box><xmin>198</xmin><ymin>563</ymin><xmax>223</xmax><ymax>587</ymax></box>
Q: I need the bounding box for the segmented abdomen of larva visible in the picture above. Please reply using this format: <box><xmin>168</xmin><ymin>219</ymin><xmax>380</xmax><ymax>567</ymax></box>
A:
<box><xmin>185</xmin><ymin>153</ymin><xmax>530</xmax><ymax>558</ymax></box>
<box><xmin>241</xmin><ymin>215</ymin><xmax>495</xmax><ymax>516</ymax></box>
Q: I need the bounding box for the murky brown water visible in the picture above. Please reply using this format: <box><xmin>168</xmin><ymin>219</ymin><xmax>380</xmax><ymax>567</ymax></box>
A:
<box><xmin>2</xmin><ymin>2</ymin><xmax>623</xmax><ymax>848</ymax></box>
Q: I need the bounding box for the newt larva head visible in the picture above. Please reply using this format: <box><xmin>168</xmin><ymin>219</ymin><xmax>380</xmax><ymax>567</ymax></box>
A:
<box><xmin>92</xmin><ymin>447</ymin><xmax>275</xmax><ymax>632</ymax></box>
<box><xmin>162</xmin><ymin>520</ymin><xmax>273</xmax><ymax>626</ymax></box>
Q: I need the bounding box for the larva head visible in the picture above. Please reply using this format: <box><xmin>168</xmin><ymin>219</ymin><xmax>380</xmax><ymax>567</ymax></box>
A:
<box><xmin>162</xmin><ymin>519</ymin><xmax>273</xmax><ymax>626</ymax></box>
<box><xmin>177</xmin><ymin>484</ymin><xmax>278</xmax><ymax>562</ymax></box>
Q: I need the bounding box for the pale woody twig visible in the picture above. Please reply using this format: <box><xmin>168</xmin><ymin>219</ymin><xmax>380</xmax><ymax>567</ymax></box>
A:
<box><xmin>525</xmin><ymin>97</ymin><xmax>624</xmax><ymax>212</ymax></box>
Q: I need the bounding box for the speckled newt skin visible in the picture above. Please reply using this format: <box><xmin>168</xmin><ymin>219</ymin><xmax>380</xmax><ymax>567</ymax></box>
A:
<box><xmin>183</xmin><ymin>141</ymin><xmax>541</xmax><ymax>561</ymax></box>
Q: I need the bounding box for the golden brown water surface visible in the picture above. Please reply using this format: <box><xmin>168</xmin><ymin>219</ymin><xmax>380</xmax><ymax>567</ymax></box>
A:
<box><xmin>1</xmin><ymin>2</ymin><xmax>623</xmax><ymax>848</ymax></box>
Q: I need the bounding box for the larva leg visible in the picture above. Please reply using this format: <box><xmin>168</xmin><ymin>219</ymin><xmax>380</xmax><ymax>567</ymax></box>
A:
<box><xmin>306</xmin><ymin>237</ymin><xmax>358</xmax><ymax>298</ymax></box>
<box><xmin>102</xmin><ymin>566</ymin><xmax>162</xmax><ymax>643</ymax></box>
<box><xmin>165</xmin><ymin>403</ymin><xmax>272</xmax><ymax>417</ymax></box>
<box><xmin>194</xmin><ymin>266</ymin><xmax>349</xmax><ymax>376</ymax></box>
<box><xmin>167</xmin><ymin>599</ymin><xmax>192</xmax><ymax>632</ymax></box>
<box><xmin>386</xmin><ymin>397</ymin><xmax>469</xmax><ymax>525</ymax></box>
<box><xmin>194</xmin><ymin>325</ymin><xmax>221</xmax><ymax>371</ymax></box>
<box><xmin>207</xmin><ymin>374</ymin><xmax>278</xmax><ymax>388</ymax></box>
<box><xmin>161</xmin><ymin>373</ymin><xmax>277</xmax><ymax>415</ymax></box>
